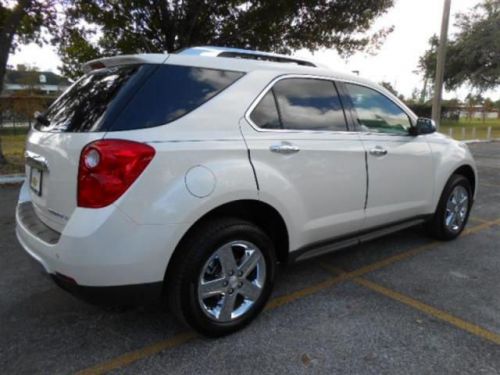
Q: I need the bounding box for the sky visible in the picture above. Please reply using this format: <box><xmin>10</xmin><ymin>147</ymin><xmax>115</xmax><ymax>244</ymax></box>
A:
<box><xmin>7</xmin><ymin>0</ymin><xmax>499</xmax><ymax>101</ymax></box>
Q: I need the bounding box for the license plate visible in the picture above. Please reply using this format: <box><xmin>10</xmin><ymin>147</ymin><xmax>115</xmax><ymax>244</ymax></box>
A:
<box><xmin>30</xmin><ymin>167</ymin><xmax>43</xmax><ymax>196</ymax></box>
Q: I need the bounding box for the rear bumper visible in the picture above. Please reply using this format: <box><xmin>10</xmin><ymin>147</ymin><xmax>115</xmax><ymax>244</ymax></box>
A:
<box><xmin>16</xmin><ymin>181</ymin><xmax>184</xmax><ymax>291</ymax></box>
<box><xmin>51</xmin><ymin>273</ymin><xmax>163</xmax><ymax>305</ymax></box>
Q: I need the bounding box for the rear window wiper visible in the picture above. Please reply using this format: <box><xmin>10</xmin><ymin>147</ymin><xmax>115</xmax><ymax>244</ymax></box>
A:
<box><xmin>34</xmin><ymin>111</ymin><xmax>50</xmax><ymax>126</ymax></box>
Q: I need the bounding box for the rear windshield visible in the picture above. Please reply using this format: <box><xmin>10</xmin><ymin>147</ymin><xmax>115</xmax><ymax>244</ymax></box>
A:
<box><xmin>35</xmin><ymin>64</ymin><xmax>244</xmax><ymax>132</ymax></box>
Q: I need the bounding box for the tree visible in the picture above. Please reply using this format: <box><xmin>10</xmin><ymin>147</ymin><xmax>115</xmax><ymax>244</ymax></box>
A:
<box><xmin>0</xmin><ymin>1</ymin><xmax>58</xmax><ymax>91</ymax></box>
<box><xmin>418</xmin><ymin>0</ymin><xmax>500</xmax><ymax>92</ymax></box>
<box><xmin>59</xmin><ymin>0</ymin><xmax>395</xmax><ymax>79</ymax></box>
<box><xmin>495</xmin><ymin>99</ymin><xmax>500</xmax><ymax>118</ymax></box>
<box><xmin>0</xmin><ymin>0</ymin><xmax>58</xmax><ymax>165</ymax></box>
<box><xmin>379</xmin><ymin>81</ymin><xmax>405</xmax><ymax>101</ymax></box>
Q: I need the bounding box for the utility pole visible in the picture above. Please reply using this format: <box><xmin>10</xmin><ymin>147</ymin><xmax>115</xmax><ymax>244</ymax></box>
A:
<box><xmin>432</xmin><ymin>0</ymin><xmax>452</xmax><ymax>129</ymax></box>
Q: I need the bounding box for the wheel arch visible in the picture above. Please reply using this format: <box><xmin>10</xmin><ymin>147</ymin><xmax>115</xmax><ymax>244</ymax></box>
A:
<box><xmin>452</xmin><ymin>164</ymin><xmax>476</xmax><ymax>197</ymax></box>
<box><xmin>164</xmin><ymin>199</ymin><xmax>289</xmax><ymax>284</ymax></box>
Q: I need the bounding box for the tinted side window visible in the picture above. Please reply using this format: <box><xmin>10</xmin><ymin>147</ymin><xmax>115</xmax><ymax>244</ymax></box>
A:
<box><xmin>37</xmin><ymin>65</ymin><xmax>143</xmax><ymax>132</ymax></box>
<box><xmin>345</xmin><ymin>83</ymin><xmax>411</xmax><ymax>134</ymax></box>
<box><xmin>250</xmin><ymin>91</ymin><xmax>281</xmax><ymax>129</ymax></box>
<box><xmin>111</xmin><ymin>65</ymin><xmax>244</xmax><ymax>131</ymax></box>
<box><xmin>273</xmin><ymin>78</ymin><xmax>347</xmax><ymax>131</ymax></box>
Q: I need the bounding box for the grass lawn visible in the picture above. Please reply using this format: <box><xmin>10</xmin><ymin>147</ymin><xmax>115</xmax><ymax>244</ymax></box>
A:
<box><xmin>0</xmin><ymin>128</ymin><xmax>28</xmax><ymax>175</ymax></box>
<box><xmin>439</xmin><ymin>118</ymin><xmax>500</xmax><ymax>140</ymax></box>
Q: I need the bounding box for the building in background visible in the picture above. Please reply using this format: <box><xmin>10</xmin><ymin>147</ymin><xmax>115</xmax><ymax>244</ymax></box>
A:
<box><xmin>2</xmin><ymin>65</ymin><xmax>70</xmax><ymax>95</ymax></box>
<box><xmin>1</xmin><ymin>65</ymin><xmax>70</xmax><ymax>128</ymax></box>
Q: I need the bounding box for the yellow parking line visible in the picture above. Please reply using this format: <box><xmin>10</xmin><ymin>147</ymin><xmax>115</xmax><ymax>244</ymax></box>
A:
<box><xmin>265</xmin><ymin>272</ymin><xmax>346</xmax><ymax>311</ymax></box>
<box><xmin>76</xmin><ymin>331</ymin><xmax>197</xmax><ymax>375</ymax></box>
<box><xmin>463</xmin><ymin>218</ymin><xmax>500</xmax><ymax>235</ymax></box>
<box><xmin>470</xmin><ymin>216</ymin><xmax>490</xmax><ymax>224</ymax></box>
<box><xmin>76</xmin><ymin>218</ymin><xmax>500</xmax><ymax>374</ymax></box>
<box><xmin>75</xmin><ymin>273</ymin><xmax>349</xmax><ymax>375</ymax></box>
<box><xmin>480</xmin><ymin>182</ymin><xmax>500</xmax><ymax>188</ymax></box>
<box><xmin>353</xmin><ymin>277</ymin><xmax>500</xmax><ymax>345</ymax></box>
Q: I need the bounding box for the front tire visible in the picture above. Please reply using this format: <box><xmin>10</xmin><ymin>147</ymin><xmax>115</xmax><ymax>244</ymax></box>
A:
<box><xmin>166</xmin><ymin>217</ymin><xmax>276</xmax><ymax>337</ymax></box>
<box><xmin>427</xmin><ymin>174</ymin><xmax>472</xmax><ymax>240</ymax></box>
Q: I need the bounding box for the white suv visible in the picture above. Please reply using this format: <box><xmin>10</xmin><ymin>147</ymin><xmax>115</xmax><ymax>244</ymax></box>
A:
<box><xmin>16</xmin><ymin>46</ymin><xmax>477</xmax><ymax>336</ymax></box>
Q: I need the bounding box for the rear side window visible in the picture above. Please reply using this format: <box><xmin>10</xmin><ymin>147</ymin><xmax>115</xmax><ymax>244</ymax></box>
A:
<box><xmin>36</xmin><ymin>64</ymin><xmax>244</xmax><ymax>132</ymax></box>
<box><xmin>249</xmin><ymin>78</ymin><xmax>347</xmax><ymax>131</ymax></box>
<box><xmin>112</xmin><ymin>65</ymin><xmax>244</xmax><ymax>131</ymax></box>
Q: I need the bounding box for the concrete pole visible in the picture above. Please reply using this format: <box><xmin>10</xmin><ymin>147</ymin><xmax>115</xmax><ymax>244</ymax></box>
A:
<box><xmin>432</xmin><ymin>0</ymin><xmax>452</xmax><ymax>129</ymax></box>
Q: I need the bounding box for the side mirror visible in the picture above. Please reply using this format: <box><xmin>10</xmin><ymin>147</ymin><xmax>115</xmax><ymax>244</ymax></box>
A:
<box><xmin>409</xmin><ymin>117</ymin><xmax>436</xmax><ymax>136</ymax></box>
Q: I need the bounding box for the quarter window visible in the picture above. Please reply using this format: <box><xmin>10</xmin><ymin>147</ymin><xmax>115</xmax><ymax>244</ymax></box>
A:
<box><xmin>250</xmin><ymin>78</ymin><xmax>347</xmax><ymax>131</ymax></box>
<box><xmin>250</xmin><ymin>91</ymin><xmax>281</xmax><ymax>129</ymax></box>
<box><xmin>344</xmin><ymin>83</ymin><xmax>411</xmax><ymax>134</ymax></box>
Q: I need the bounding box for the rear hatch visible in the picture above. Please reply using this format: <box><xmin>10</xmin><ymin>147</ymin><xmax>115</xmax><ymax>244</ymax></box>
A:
<box><xmin>25</xmin><ymin>59</ymin><xmax>164</xmax><ymax>232</ymax></box>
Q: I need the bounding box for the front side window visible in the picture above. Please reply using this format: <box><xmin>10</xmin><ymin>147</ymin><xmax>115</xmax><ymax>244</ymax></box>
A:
<box><xmin>344</xmin><ymin>83</ymin><xmax>411</xmax><ymax>134</ymax></box>
<box><xmin>250</xmin><ymin>78</ymin><xmax>347</xmax><ymax>131</ymax></box>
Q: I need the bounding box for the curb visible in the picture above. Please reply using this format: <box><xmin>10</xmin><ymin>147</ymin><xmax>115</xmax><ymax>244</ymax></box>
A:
<box><xmin>0</xmin><ymin>174</ymin><xmax>25</xmax><ymax>185</ymax></box>
<box><xmin>464</xmin><ymin>139</ymin><xmax>500</xmax><ymax>144</ymax></box>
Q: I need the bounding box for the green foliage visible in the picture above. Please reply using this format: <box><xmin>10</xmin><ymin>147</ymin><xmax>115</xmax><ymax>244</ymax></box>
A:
<box><xmin>0</xmin><ymin>1</ymin><xmax>58</xmax><ymax>51</ymax></box>
<box><xmin>418</xmin><ymin>0</ymin><xmax>500</xmax><ymax>92</ymax></box>
<box><xmin>59</xmin><ymin>0</ymin><xmax>395</xmax><ymax>79</ymax></box>
<box><xmin>0</xmin><ymin>1</ymin><xmax>59</xmax><ymax>91</ymax></box>
<box><xmin>379</xmin><ymin>81</ymin><xmax>405</xmax><ymax>100</ymax></box>
<box><xmin>58</xmin><ymin>28</ymin><xmax>100</xmax><ymax>80</ymax></box>
<box><xmin>0</xmin><ymin>1</ymin><xmax>59</xmax><ymax>164</ymax></box>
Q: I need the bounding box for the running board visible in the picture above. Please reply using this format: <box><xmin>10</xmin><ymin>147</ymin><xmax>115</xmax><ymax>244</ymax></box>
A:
<box><xmin>291</xmin><ymin>218</ymin><xmax>427</xmax><ymax>263</ymax></box>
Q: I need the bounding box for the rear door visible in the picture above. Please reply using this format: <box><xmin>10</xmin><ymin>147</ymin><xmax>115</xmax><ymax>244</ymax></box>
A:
<box><xmin>340</xmin><ymin>82</ymin><xmax>434</xmax><ymax>229</ymax></box>
<box><xmin>241</xmin><ymin>76</ymin><xmax>367</xmax><ymax>250</ymax></box>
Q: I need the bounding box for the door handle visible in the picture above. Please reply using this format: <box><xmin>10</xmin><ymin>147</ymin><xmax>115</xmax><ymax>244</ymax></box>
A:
<box><xmin>369</xmin><ymin>146</ymin><xmax>388</xmax><ymax>157</ymax></box>
<box><xmin>270</xmin><ymin>142</ymin><xmax>300</xmax><ymax>155</ymax></box>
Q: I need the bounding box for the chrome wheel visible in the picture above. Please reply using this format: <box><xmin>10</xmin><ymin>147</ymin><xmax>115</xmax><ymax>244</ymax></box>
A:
<box><xmin>445</xmin><ymin>185</ymin><xmax>469</xmax><ymax>232</ymax></box>
<box><xmin>197</xmin><ymin>240</ymin><xmax>266</xmax><ymax>323</ymax></box>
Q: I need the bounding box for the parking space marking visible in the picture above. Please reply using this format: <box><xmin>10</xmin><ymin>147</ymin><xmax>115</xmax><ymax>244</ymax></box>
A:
<box><xmin>76</xmin><ymin>331</ymin><xmax>197</xmax><ymax>375</ymax></box>
<box><xmin>353</xmin><ymin>277</ymin><xmax>500</xmax><ymax>345</ymax></box>
<box><xmin>480</xmin><ymin>182</ymin><xmax>500</xmax><ymax>188</ymax></box>
<box><xmin>75</xmin><ymin>218</ymin><xmax>500</xmax><ymax>375</ymax></box>
<box><xmin>470</xmin><ymin>216</ymin><xmax>490</xmax><ymax>224</ymax></box>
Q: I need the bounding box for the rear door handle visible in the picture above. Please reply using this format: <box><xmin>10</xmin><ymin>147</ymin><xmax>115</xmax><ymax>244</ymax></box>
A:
<box><xmin>369</xmin><ymin>146</ymin><xmax>388</xmax><ymax>157</ymax></box>
<box><xmin>270</xmin><ymin>142</ymin><xmax>300</xmax><ymax>155</ymax></box>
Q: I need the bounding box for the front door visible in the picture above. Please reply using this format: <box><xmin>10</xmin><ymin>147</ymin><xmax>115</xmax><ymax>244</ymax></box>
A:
<box><xmin>341</xmin><ymin>82</ymin><xmax>434</xmax><ymax>229</ymax></box>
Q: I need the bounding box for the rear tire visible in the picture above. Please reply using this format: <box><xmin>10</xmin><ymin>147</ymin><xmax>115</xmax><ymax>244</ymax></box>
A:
<box><xmin>166</xmin><ymin>217</ymin><xmax>276</xmax><ymax>337</ymax></box>
<box><xmin>427</xmin><ymin>174</ymin><xmax>472</xmax><ymax>240</ymax></box>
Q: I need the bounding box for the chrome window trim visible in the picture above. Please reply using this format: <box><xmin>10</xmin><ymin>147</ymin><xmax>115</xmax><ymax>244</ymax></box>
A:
<box><xmin>244</xmin><ymin>74</ymin><xmax>416</xmax><ymax>135</ymax></box>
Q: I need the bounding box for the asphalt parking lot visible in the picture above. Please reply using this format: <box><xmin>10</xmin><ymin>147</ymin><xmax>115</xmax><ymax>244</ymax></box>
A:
<box><xmin>1</xmin><ymin>142</ymin><xmax>499</xmax><ymax>375</ymax></box>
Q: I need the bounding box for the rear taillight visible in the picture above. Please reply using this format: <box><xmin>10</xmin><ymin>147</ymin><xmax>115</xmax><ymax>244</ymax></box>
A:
<box><xmin>78</xmin><ymin>140</ymin><xmax>155</xmax><ymax>208</ymax></box>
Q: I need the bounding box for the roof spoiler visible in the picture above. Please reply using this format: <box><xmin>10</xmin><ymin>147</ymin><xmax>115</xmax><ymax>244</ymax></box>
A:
<box><xmin>82</xmin><ymin>54</ymin><xmax>169</xmax><ymax>73</ymax></box>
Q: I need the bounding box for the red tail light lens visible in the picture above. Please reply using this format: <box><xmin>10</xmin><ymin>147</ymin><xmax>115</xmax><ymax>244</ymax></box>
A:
<box><xmin>78</xmin><ymin>139</ymin><xmax>155</xmax><ymax>208</ymax></box>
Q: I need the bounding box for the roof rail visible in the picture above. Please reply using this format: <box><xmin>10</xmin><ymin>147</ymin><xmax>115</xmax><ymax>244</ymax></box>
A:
<box><xmin>177</xmin><ymin>46</ymin><xmax>317</xmax><ymax>67</ymax></box>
